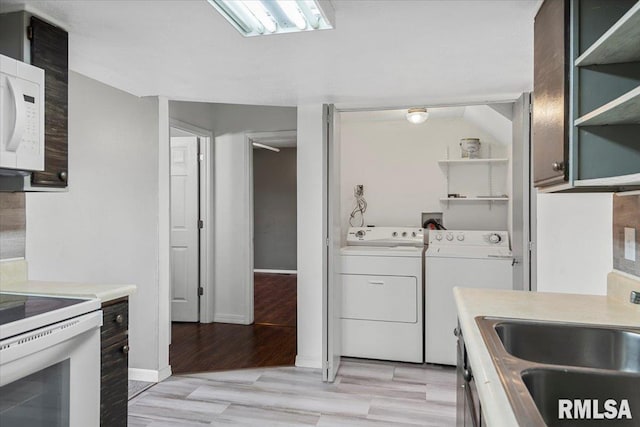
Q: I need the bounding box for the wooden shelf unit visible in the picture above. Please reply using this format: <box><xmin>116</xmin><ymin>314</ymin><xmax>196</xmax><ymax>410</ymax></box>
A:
<box><xmin>575</xmin><ymin>86</ymin><xmax>640</xmax><ymax>126</ymax></box>
<box><xmin>575</xmin><ymin>1</ymin><xmax>640</xmax><ymax>66</ymax></box>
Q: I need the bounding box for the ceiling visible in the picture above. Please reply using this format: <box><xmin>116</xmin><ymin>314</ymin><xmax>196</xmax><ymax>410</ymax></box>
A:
<box><xmin>1</xmin><ymin>0</ymin><xmax>540</xmax><ymax>108</ymax></box>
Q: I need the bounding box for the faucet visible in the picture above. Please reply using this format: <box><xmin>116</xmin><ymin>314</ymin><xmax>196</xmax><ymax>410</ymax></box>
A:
<box><xmin>631</xmin><ymin>291</ymin><xmax>640</xmax><ymax>305</ymax></box>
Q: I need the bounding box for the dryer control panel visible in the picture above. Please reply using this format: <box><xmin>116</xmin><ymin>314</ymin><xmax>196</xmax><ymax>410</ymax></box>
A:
<box><xmin>346</xmin><ymin>227</ymin><xmax>424</xmax><ymax>247</ymax></box>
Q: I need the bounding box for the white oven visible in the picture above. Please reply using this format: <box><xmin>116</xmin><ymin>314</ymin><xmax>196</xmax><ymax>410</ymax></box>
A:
<box><xmin>0</xmin><ymin>293</ymin><xmax>102</xmax><ymax>427</ymax></box>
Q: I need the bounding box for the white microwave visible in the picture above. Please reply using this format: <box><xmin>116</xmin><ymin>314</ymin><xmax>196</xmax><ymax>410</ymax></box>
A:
<box><xmin>0</xmin><ymin>54</ymin><xmax>45</xmax><ymax>172</ymax></box>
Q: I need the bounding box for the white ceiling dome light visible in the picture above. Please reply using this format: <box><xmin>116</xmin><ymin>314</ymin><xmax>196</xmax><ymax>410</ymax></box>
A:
<box><xmin>406</xmin><ymin>108</ymin><xmax>429</xmax><ymax>124</ymax></box>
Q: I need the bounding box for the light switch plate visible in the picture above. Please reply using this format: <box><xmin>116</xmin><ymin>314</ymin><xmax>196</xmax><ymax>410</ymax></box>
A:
<box><xmin>624</xmin><ymin>227</ymin><xmax>636</xmax><ymax>261</ymax></box>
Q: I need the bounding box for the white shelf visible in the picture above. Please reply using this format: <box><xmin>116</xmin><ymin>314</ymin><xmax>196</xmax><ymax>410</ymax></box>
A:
<box><xmin>574</xmin><ymin>172</ymin><xmax>640</xmax><ymax>187</ymax></box>
<box><xmin>439</xmin><ymin>197</ymin><xmax>509</xmax><ymax>202</ymax></box>
<box><xmin>575</xmin><ymin>2</ymin><xmax>640</xmax><ymax>66</ymax></box>
<box><xmin>438</xmin><ymin>158</ymin><xmax>508</xmax><ymax>165</ymax></box>
<box><xmin>575</xmin><ymin>86</ymin><xmax>640</xmax><ymax>126</ymax></box>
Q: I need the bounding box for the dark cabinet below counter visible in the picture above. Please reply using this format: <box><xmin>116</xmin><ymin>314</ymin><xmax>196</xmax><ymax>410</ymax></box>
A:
<box><xmin>456</xmin><ymin>323</ymin><xmax>482</xmax><ymax>427</ymax></box>
<box><xmin>100</xmin><ymin>297</ymin><xmax>129</xmax><ymax>427</ymax></box>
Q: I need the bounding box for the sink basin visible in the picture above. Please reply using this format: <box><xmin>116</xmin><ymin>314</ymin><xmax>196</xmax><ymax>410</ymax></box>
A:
<box><xmin>495</xmin><ymin>321</ymin><xmax>640</xmax><ymax>373</ymax></box>
<box><xmin>522</xmin><ymin>369</ymin><xmax>640</xmax><ymax>427</ymax></box>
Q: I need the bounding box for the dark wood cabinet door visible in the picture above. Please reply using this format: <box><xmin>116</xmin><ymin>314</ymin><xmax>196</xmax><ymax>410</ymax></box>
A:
<box><xmin>533</xmin><ymin>0</ymin><xmax>569</xmax><ymax>187</ymax></box>
<box><xmin>29</xmin><ymin>17</ymin><xmax>68</xmax><ymax>188</ymax></box>
<box><xmin>101</xmin><ymin>299</ymin><xmax>129</xmax><ymax>427</ymax></box>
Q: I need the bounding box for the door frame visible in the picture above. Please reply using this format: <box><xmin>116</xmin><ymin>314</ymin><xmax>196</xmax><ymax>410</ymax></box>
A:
<box><xmin>244</xmin><ymin>130</ymin><xmax>297</xmax><ymax>324</ymax></box>
<box><xmin>169</xmin><ymin>119</ymin><xmax>215</xmax><ymax>323</ymax></box>
<box><xmin>322</xmin><ymin>96</ymin><xmax>536</xmax><ymax>378</ymax></box>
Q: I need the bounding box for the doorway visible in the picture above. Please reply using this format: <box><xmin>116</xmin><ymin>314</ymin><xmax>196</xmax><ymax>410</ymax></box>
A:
<box><xmin>250</xmin><ymin>131</ymin><xmax>298</xmax><ymax>348</ymax></box>
<box><xmin>169</xmin><ymin>121</ymin><xmax>214</xmax><ymax>325</ymax></box>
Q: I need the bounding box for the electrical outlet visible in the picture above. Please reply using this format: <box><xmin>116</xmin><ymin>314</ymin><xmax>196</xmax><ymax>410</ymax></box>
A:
<box><xmin>624</xmin><ymin>227</ymin><xmax>636</xmax><ymax>261</ymax></box>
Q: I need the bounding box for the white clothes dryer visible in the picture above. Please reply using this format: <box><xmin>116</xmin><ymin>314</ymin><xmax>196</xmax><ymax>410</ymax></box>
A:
<box><xmin>340</xmin><ymin>227</ymin><xmax>425</xmax><ymax>363</ymax></box>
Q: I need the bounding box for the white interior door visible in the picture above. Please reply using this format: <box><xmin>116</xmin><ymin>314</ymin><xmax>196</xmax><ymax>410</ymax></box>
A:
<box><xmin>170</xmin><ymin>136</ymin><xmax>200</xmax><ymax>322</ymax></box>
<box><xmin>511</xmin><ymin>93</ymin><xmax>532</xmax><ymax>291</ymax></box>
<box><xmin>323</xmin><ymin>104</ymin><xmax>342</xmax><ymax>382</ymax></box>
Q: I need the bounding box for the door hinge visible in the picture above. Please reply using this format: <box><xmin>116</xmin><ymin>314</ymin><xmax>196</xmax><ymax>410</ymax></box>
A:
<box><xmin>325</xmin><ymin>237</ymin><xmax>330</xmax><ymax>247</ymax></box>
<box><xmin>27</xmin><ymin>26</ymin><xmax>33</xmax><ymax>40</ymax></box>
<box><xmin>198</xmin><ymin>153</ymin><xmax>204</xmax><ymax>162</ymax></box>
<box><xmin>528</xmin><ymin>241</ymin><xmax>534</xmax><ymax>251</ymax></box>
<box><xmin>198</xmin><ymin>219</ymin><xmax>204</xmax><ymax>229</ymax></box>
<box><xmin>198</xmin><ymin>286</ymin><xmax>204</xmax><ymax>296</ymax></box>
<box><xmin>529</xmin><ymin>102</ymin><xmax>533</xmax><ymax>113</ymax></box>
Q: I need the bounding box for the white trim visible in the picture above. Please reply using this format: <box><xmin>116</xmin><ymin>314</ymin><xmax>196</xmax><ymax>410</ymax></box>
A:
<box><xmin>254</xmin><ymin>269</ymin><xmax>297</xmax><ymax>274</ymax></box>
<box><xmin>213</xmin><ymin>313</ymin><xmax>251</xmax><ymax>325</ymax></box>
<box><xmin>245</xmin><ymin>134</ymin><xmax>255</xmax><ymax>326</ymax></box>
<box><xmin>128</xmin><ymin>365</ymin><xmax>172</xmax><ymax>383</ymax></box>
<box><xmin>169</xmin><ymin>118</ymin><xmax>216</xmax><ymax>324</ymax></box>
<box><xmin>295</xmin><ymin>355</ymin><xmax>323</xmax><ymax>369</ymax></box>
<box><xmin>157</xmin><ymin>97</ymin><xmax>171</xmax><ymax>378</ymax></box>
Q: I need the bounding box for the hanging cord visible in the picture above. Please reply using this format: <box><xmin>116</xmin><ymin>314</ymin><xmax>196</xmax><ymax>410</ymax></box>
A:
<box><xmin>349</xmin><ymin>185</ymin><xmax>367</xmax><ymax>227</ymax></box>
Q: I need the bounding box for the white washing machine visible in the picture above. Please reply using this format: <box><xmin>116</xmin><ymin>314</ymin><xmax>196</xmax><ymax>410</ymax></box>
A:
<box><xmin>425</xmin><ymin>230</ymin><xmax>513</xmax><ymax>366</ymax></box>
<box><xmin>340</xmin><ymin>227</ymin><xmax>424</xmax><ymax>363</ymax></box>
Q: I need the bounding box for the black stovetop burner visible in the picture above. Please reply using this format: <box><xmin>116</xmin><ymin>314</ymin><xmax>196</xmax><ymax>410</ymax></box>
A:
<box><xmin>0</xmin><ymin>293</ymin><xmax>85</xmax><ymax>326</ymax></box>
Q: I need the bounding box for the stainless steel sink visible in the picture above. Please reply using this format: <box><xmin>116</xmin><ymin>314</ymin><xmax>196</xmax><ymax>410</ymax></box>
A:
<box><xmin>475</xmin><ymin>317</ymin><xmax>640</xmax><ymax>426</ymax></box>
<box><xmin>522</xmin><ymin>369</ymin><xmax>640</xmax><ymax>427</ymax></box>
<box><xmin>495</xmin><ymin>320</ymin><xmax>640</xmax><ymax>373</ymax></box>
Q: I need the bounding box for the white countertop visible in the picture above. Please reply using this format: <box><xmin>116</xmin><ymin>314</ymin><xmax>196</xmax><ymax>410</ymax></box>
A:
<box><xmin>0</xmin><ymin>280</ymin><xmax>136</xmax><ymax>303</ymax></box>
<box><xmin>454</xmin><ymin>286</ymin><xmax>640</xmax><ymax>427</ymax></box>
<box><xmin>0</xmin><ymin>259</ymin><xmax>135</xmax><ymax>303</ymax></box>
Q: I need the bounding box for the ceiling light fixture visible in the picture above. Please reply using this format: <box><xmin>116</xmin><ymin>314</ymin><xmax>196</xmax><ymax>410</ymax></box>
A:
<box><xmin>406</xmin><ymin>108</ymin><xmax>429</xmax><ymax>124</ymax></box>
<box><xmin>252</xmin><ymin>142</ymin><xmax>281</xmax><ymax>152</ymax></box>
<box><xmin>208</xmin><ymin>0</ymin><xmax>334</xmax><ymax>37</ymax></box>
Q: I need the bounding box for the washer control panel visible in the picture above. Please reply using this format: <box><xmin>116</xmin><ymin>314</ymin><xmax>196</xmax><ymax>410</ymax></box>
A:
<box><xmin>429</xmin><ymin>230</ymin><xmax>509</xmax><ymax>248</ymax></box>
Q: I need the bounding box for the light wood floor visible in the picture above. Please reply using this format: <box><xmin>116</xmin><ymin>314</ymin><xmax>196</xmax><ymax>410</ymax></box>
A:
<box><xmin>128</xmin><ymin>359</ymin><xmax>457</xmax><ymax>426</ymax></box>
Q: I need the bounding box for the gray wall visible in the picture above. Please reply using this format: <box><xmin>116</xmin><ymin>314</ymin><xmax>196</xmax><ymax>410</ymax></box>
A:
<box><xmin>253</xmin><ymin>148</ymin><xmax>297</xmax><ymax>271</ymax></box>
<box><xmin>0</xmin><ymin>193</ymin><xmax>25</xmax><ymax>259</ymax></box>
<box><xmin>26</xmin><ymin>71</ymin><xmax>162</xmax><ymax>371</ymax></box>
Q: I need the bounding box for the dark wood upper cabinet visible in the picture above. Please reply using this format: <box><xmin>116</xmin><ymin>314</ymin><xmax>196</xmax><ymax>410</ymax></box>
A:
<box><xmin>533</xmin><ymin>0</ymin><xmax>569</xmax><ymax>188</ymax></box>
<box><xmin>29</xmin><ymin>17</ymin><xmax>68</xmax><ymax>188</ymax></box>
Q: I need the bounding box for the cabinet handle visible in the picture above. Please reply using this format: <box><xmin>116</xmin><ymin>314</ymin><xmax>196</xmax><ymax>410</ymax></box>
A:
<box><xmin>115</xmin><ymin>314</ymin><xmax>123</xmax><ymax>324</ymax></box>
<box><xmin>58</xmin><ymin>171</ymin><xmax>68</xmax><ymax>182</ymax></box>
<box><xmin>122</xmin><ymin>345</ymin><xmax>129</xmax><ymax>354</ymax></box>
<box><xmin>552</xmin><ymin>162</ymin><xmax>564</xmax><ymax>172</ymax></box>
<box><xmin>453</xmin><ymin>327</ymin><xmax>460</xmax><ymax>337</ymax></box>
<box><xmin>368</xmin><ymin>280</ymin><xmax>385</xmax><ymax>285</ymax></box>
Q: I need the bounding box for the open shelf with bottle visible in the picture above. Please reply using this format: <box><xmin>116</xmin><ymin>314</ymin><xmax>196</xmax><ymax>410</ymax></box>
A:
<box><xmin>439</xmin><ymin>145</ymin><xmax>509</xmax><ymax>209</ymax></box>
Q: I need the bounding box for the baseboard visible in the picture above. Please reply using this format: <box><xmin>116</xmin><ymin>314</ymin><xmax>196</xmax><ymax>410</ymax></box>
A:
<box><xmin>295</xmin><ymin>355</ymin><xmax>322</xmax><ymax>369</ymax></box>
<box><xmin>254</xmin><ymin>269</ymin><xmax>297</xmax><ymax>275</ymax></box>
<box><xmin>129</xmin><ymin>365</ymin><xmax>172</xmax><ymax>383</ymax></box>
<box><xmin>214</xmin><ymin>313</ymin><xmax>249</xmax><ymax>324</ymax></box>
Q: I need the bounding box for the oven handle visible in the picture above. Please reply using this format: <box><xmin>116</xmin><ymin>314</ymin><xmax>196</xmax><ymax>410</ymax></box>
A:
<box><xmin>0</xmin><ymin>310</ymin><xmax>103</xmax><ymax>368</ymax></box>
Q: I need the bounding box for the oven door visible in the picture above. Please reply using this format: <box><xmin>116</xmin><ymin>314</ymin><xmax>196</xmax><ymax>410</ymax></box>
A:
<box><xmin>0</xmin><ymin>310</ymin><xmax>102</xmax><ymax>427</ymax></box>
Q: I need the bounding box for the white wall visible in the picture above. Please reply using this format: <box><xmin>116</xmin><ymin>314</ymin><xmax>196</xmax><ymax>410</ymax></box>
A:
<box><xmin>295</xmin><ymin>104</ymin><xmax>325</xmax><ymax>369</ymax></box>
<box><xmin>26</xmin><ymin>72</ymin><xmax>165</xmax><ymax>373</ymax></box>
<box><xmin>169</xmin><ymin>101</ymin><xmax>297</xmax><ymax>324</ymax></box>
<box><xmin>340</xmin><ymin>113</ymin><xmax>511</xmax><ymax>233</ymax></box>
<box><xmin>536</xmin><ymin>193</ymin><xmax>613</xmax><ymax>295</ymax></box>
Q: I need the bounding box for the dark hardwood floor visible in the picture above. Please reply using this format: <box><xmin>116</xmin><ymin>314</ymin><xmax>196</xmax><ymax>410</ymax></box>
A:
<box><xmin>170</xmin><ymin>273</ymin><xmax>297</xmax><ymax>374</ymax></box>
